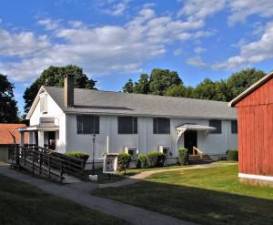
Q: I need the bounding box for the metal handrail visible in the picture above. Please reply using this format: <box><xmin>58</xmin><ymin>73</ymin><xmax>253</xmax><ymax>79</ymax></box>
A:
<box><xmin>10</xmin><ymin>145</ymin><xmax>86</xmax><ymax>182</ymax></box>
<box><xmin>192</xmin><ymin>146</ymin><xmax>203</xmax><ymax>159</ymax></box>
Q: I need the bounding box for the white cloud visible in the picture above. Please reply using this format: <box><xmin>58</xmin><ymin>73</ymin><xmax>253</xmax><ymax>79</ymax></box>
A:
<box><xmin>194</xmin><ymin>46</ymin><xmax>206</xmax><ymax>54</ymax></box>
<box><xmin>215</xmin><ymin>22</ymin><xmax>273</xmax><ymax>69</ymax></box>
<box><xmin>186</xmin><ymin>56</ymin><xmax>207</xmax><ymax>68</ymax></box>
<box><xmin>228</xmin><ymin>0</ymin><xmax>273</xmax><ymax>25</ymax></box>
<box><xmin>177</xmin><ymin>0</ymin><xmax>273</xmax><ymax>70</ymax></box>
<box><xmin>178</xmin><ymin>0</ymin><xmax>226</xmax><ymax>20</ymax></box>
<box><xmin>173</xmin><ymin>48</ymin><xmax>183</xmax><ymax>56</ymax></box>
<box><xmin>0</xmin><ymin>7</ymin><xmax>210</xmax><ymax>81</ymax></box>
<box><xmin>38</xmin><ymin>19</ymin><xmax>60</xmax><ymax>30</ymax></box>
<box><xmin>179</xmin><ymin>0</ymin><xmax>273</xmax><ymax>26</ymax></box>
<box><xmin>96</xmin><ymin>0</ymin><xmax>131</xmax><ymax>16</ymax></box>
<box><xmin>0</xmin><ymin>29</ymin><xmax>49</xmax><ymax>57</ymax></box>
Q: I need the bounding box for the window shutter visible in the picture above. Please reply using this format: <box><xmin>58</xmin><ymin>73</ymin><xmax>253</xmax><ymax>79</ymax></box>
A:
<box><xmin>40</xmin><ymin>94</ymin><xmax>48</xmax><ymax>113</ymax></box>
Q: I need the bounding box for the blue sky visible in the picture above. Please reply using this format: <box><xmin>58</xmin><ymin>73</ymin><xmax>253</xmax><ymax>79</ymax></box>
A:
<box><xmin>1</xmin><ymin>0</ymin><xmax>273</xmax><ymax>114</ymax></box>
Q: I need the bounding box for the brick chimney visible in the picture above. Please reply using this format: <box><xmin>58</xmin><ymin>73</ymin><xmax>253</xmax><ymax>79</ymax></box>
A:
<box><xmin>64</xmin><ymin>74</ymin><xmax>74</xmax><ymax>107</ymax></box>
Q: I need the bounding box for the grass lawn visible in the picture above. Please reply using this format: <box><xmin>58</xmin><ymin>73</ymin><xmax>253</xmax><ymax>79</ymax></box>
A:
<box><xmin>94</xmin><ymin>164</ymin><xmax>273</xmax><ymax>225</ymax></box>
<box><xmin>0</xmin><ymin>175</ymin><xmax>129</xmax><ymax>225</ymax></box>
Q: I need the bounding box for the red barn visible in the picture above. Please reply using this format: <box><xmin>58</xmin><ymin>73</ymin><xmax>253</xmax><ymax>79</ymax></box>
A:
<box><xmin>230</xmin><ymin>73</ymin><xmax>273</xmax><ymax>186</ymax></box>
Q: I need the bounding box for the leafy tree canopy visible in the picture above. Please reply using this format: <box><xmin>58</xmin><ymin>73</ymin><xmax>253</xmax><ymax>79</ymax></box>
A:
<box><xmin>133</xmin><ymin>74</ymin><xmax>150</xmax><ymax>94</ymax></box>
<box><xmin>225</xmin><ymin>68</ymin><xmax>265</xmax><ymax>101</ymax></box>
<box><xmin>123</xmin><ymin>69</ymin><xmax>183</xmax><ymax>95</ymax></box>
<box><xmin>165</xmin><ymin>85</ymin><xmax>186</xmax><ymax>97</ymax></box>
<box><xmin>122</xmin><ymin>79</ymin><xmax>134</xmax><ymax>93</ymax></box>
<box><xmin>122</xmin><ymin>68</ymin><xmax>265</xmax><ymax>102</ymax></box>
<box><xmin>0</xmin><ymin>74</ymin><xmax>19</xmax><ymax>122</ymax></box>
<box><xmin>149</xmin><ymin>69</ymin><xmax>182</xmax><ymax>95</ymax></box>
<box><xmin>23</xmin><ymin>65</ymin><xmax>96</xmax><ymax>113</ymax></box>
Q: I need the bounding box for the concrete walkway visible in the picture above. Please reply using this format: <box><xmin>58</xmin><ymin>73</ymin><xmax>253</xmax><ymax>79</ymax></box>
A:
<box><xmin>0</xmin><ymin>165</ymin><xmax>197</xmax><ymax>225</ymax></box>
<box><xmin>99</xmin><ymin>162</ymin><xmax>237</xmax><ymax>188</ymax></box>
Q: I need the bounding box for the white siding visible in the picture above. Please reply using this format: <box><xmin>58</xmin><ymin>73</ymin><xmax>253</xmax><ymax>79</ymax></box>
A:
<box><xmin>65</xmin><ymin>115</ymin><xmax>238</xmax><ymax>160</ymax></box>
<box><xmin>29</xmin><ymin>93</ymin><xmax>66</xmax><ymax>153</ymax></box>
<box><xmin>197</xmin><ymin>120</ymin><xmax>238</xmax><ymax>154</ymax></box>
<box><xmin>29</xmin><ymin>91</ymin><xmax>237</xmax><ymax>160</ymax></box>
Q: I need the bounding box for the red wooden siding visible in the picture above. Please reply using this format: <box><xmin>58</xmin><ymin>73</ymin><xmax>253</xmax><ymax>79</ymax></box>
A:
<box><xmin>236</xmin><ymin>78</ymin><xmax>273</xmax><ymax>176</ymax></box>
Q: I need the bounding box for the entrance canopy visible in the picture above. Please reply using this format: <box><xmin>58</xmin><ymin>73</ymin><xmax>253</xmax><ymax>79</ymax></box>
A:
<box><xmin>176</xmin><ymin>123</ymin><xmax>215</xmax><ymax>140</ymax></box>
<box><xmin>18</xmin><ymin>125</ymin><xmax>59</xmax><ymax>147</ymax></box>
<box><xmin>19</xmin><ymin>125</ymin><xmax>59</xmax><ymax>132</ymax></box>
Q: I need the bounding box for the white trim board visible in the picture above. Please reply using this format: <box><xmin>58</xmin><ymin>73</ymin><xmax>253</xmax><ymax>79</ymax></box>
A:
<box><xmin>239</xmin><ymin>173</ymin><xmax>273</xmax><ymax>182</ymax></box>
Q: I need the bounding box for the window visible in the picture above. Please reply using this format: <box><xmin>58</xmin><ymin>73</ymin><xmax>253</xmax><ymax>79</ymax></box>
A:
<box><xmin>118</xmin><ymin>117</ymin><xmax>137</xmax><ymax>134</ymax></box>
<box><xmin>125</xmin><ymin>147</ymin><xmax>137</xmax><ymax>156</ymax></box>
<box><xmin>77</xmin><ymin>115</ymin><xmax>99</xmax><ymax>134</ymax></box>
<box><xmin>231</xmin><ymin>120</ymin><xmax>238</xmax><ymax>134</ymax></box>
<box><xmin>128</xmin><ymin>149</ymin><xmax>136</xmax><ymax>156</ymax></box>
<box><xmin>209</xmin><ymin>120</ymin><xmax>222</xmax><ymax>134</ymax></box>
<box><xmin>159</xmin><ymin>146</ymin><xmax>170</xmax><ymax>155</ymax></box>
<box><xmin>153</xmin><ymin>118</ymin><xmax>170</xmax><ymax>134</ymax></box>
<box><xmin>40</xmin><ymin>93</ymin><xmax>48</xmax><ymax>113</ymax></box>
<box><xmin>125</xmin><ymin>147</ymin><xmax>138</xmax><ymax>160</ymax></box>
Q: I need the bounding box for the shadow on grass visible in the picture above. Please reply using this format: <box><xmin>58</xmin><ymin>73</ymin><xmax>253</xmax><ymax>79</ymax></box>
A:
<box><xmin>0</xmin><ymin>175</ymin><xmax>130</xmax><ymax>225</ymax></box>
<box><xmin>93</xmin><ymin>178</ymin><xmax>273</xmax><ymax>225</ymax></box>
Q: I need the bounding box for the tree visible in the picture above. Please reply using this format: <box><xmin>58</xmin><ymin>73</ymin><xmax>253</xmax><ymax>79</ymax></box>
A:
<box><xmin>149</xmin><ymin>69</ymin><xmax>182</xmax><ymax>95</ymax></box>
<box><xmin>0</xmin><ymin>74</ymin><xmax>19</xmax><ymax>122</ymax></box>
<box><xmin>133</xmin><ymin>74</ymin><xmax>150</xmax><ymax>94</ymax></box>
<box><xmin>122</xmin><ymin>79</ymin><xmax>134</xmax><ymax>93</ymax></box>
<box><xmin>122</xmin><ymin>67</ymin><xmax>266</xmax><ymax>102</ymax></box>
<box><xmin>122</xmin><ymin>69</ymin><xmax>185</xmax><ymax>96</ymax></box>
<box><xmin>192</xmin><ymin>79</ymin><xmax>220</xmax><ymax>100</ymax></box>
<box><xmin>225</xmin><ymin>68</ymin><xmax>265</xmax><ymax>101</ymax></box>
<box><xmin>165</xmin><ymin>85</ymin><xmax>186</xmax><ymax>97</ymax></box>
<box><xmin>192</xmin><ymin>68</ymin><xmax>265</xmax><ymax>101</ymax></box>
<box><xmin>23</xmin><ymin>65</ymin><xmax>96</xmax><ymax>113</ymax></box>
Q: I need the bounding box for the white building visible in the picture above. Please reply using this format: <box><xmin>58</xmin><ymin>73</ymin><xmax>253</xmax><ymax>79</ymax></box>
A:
<box><xmin>21</xmin><ymin>75</ymin><xmax>238</xmax><ymax>163</ymax></box>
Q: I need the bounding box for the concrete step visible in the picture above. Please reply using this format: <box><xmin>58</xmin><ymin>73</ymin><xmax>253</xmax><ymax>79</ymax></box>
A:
<box><xmin>189</xmin><ymin>154</ymin><xmax>214</xmax><ymax>165</ymax></box>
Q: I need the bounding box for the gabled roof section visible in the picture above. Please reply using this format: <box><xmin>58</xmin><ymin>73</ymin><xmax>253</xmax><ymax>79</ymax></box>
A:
<box><xmin>229</xmin><ymin>71</ymin><xmax>273</xmax><ymax>107</ymax></box>
<box><xmin>26</xmin><ymin>86</ymin><xmax>47</xmax><ymax>119</ymax></box>
<box><xmin>26</xmin><ymin>86</ymin><xmax>63</xmax><ymax>120</ymax></box>
<box><xmin>41</xmin><ymin>86</ymin><xmax>236</xmax><ymax>120</ymax></box>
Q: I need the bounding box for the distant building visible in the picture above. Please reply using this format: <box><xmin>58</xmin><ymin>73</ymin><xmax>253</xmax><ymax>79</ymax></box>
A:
<box><xmin>0</xmin><ymin>124</ymin><xmax>28</xmax><ymax>162</ymax></box>
<box><xmin>230</xmin><ymin>72</ymin><xmax>273</xmax><ymax>186</ymax></box>
<box><xmin>21</xmin><ymin>75</ymin><xmax>237</xmax><ymax>165</ymax></box>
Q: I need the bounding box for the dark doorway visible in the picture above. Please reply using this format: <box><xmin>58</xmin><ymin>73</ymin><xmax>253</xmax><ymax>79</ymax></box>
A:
<box><xmin>45</xmin><ymin>131</ymin><xmax>56</xmax><ymax>150</ymax></box>
<box><xmin>34</xmin><ymin>132</ymin><xmax>38</xmax><ymax>145</ymax></box>
<box><xmin>184</xmin><ymin>130</ymin><xmax>197</xmax><ymax>154</ymax></box>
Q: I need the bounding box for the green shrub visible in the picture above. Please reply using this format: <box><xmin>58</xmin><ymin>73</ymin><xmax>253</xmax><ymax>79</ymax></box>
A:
<box><xmin>178</xmin><ymin>148</ymin><xmax>189</xmax><ymax>165</ymax></box>
<box><xmin>65</xmin><ymin>151</ymin><xmax>89</xmax><ymax>161</ymax></box>
<box><xmin>226</xmin><ymin>150</ymin><xmax>238</xmax><ymax>161</ymax></box>
<box><xmin>146</xmin><ymin>151</ymin><xmax>166</xmax><ymax>167</ymax></box>
<box><xmin>118</xmin><ymin>153</ymin><xmax>131</xmax><ymax>171</ymax></box>
<box><xmin>136</xmin><ymin>153</ymin><xmax>149</xmax><ymax>168</ymax></box>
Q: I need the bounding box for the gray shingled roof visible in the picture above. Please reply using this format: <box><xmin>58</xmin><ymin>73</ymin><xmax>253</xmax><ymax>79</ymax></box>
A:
<box><xmin>44</xmin><ymin>86</ymin><xmax>237</xmax><ymax>119</ymax></box>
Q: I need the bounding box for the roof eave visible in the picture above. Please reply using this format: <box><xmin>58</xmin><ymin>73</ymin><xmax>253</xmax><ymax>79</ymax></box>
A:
<box><xmin>26</xmin><ymin>86</ymin><xmax>47</xmax><ymax>119</ymax></box>
<box><xmin>63</xmin><ymin>110</ymin><xmax>236</xmax><ymax>120</ymax></box>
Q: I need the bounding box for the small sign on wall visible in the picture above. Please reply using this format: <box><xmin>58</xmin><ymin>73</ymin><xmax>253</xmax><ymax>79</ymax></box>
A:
<box><xmin>103</xmin><ymin>153</ymin><xmax>119</xmax><ymax>174</ymax></box>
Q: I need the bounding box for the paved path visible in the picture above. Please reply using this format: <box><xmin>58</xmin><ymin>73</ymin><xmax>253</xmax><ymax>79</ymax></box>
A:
<box><xmin>99</xmin><ymin>162</ymin><xmax>237</xmax><ymax>188</ymax></box>
<box><xmin>0</xmin><ymin>165</ymin><xmax>197</xmax><ymax>225</ymax></box>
